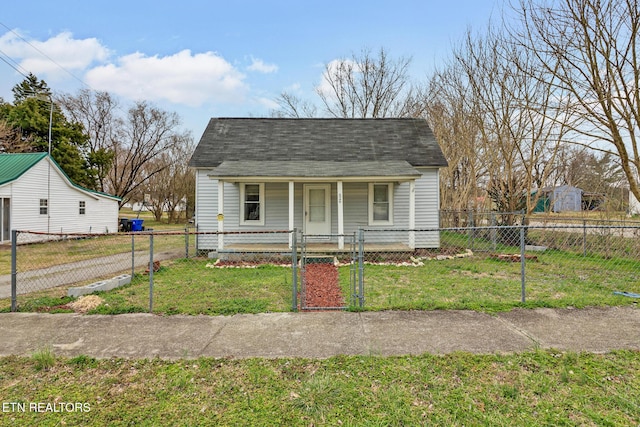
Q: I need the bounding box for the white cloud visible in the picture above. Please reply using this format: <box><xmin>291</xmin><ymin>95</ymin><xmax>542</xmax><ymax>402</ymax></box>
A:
<box><xmin>255</xmin><ymin>96</ymin><xmax>280</xmax><ymax>111</ymax></box>
<box><xmin>247</xmin><ymin>57</ymin><xmax>278</xmax><ymax>73</ymax></box>
<box><xmin>0</xmin><ymin>30</ymin><xmax>251</xmax><ymax>109</ymax></box>
<box><xmin>315</xmin><ymin>58</ymin><xmax>360</xmax><ymax>100</ymax></box>
<box><xmin>85</xmin><ymin>49</ymin><xmax>248</xmax><ymax>107</ymax></box>
<box><xmin>0</xmin><ymin>30</ymin><xmax>110</xmax><ymax>77</ymax></box>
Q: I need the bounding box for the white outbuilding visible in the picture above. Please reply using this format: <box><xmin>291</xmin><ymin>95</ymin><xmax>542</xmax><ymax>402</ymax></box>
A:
<box><xmin>0</xmin><ymin>152</ymin><xmax>120</xmax><ymax>242</ymax></box>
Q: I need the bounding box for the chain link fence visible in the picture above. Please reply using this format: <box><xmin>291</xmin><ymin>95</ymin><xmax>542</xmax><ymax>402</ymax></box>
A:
<box><xmin>5</xmin><ymin>229</ymin><xmax>299</xmax><ymax>314</ymax></box>
<box><xmin>360</xmin><ymin>223</ymin><xmax>640</xmax><ymax>310</ymax></box>
<box><xmin>4</xmin><ymin>222</ymin><xmax>640</xmax><ymax>313</ymax></box>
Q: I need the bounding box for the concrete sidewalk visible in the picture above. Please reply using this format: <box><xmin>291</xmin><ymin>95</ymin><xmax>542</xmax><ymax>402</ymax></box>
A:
<box><xmin>0</xmin><ymin>307</ymin><xmax>638</xmax><ymax>360</ymax></box>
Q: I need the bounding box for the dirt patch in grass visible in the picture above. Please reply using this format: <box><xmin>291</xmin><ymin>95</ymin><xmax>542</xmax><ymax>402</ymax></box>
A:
<box><xmin>68</xmin><ymin>295</ymin><xmax>104</xmax><ymax>313</ymax></box>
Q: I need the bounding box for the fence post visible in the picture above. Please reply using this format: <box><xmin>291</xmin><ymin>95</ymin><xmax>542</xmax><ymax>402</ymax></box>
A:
<box><xmin>185</xmin><ymin>226</ymin><xmax>189</xmax><ymax>258</ymax></box>
<box><xmin>491</xmin><ymin>213</ymin><xmax>497</xmax><ymax>251</ymax></box>
<box><xmin>351</xmin><ymin>232</ymin><xmax>357</xmax><ymax>307</ymax></box>
<box><xmin>467</xmin><ymin>210</ymin><xmax>473</xmax><ymax>250</ymax></box>
<box><xmin>10</xmin><ymin>230</ymin><xmax>17</xmax><ymax>312</ymax></box>
<box><xmin>358</xmin><ymin>228</ymin><xmax>365</xmax><ymax>308</ymax></box>
<box><xmin>520</xmin><ymin>226</ymin><xmax>526</xmax><ymax>303</ymax></box>
<box><xmin>149</xmin><ymin>233</ymin><xmax>154</xmax><ymax>313</ymax></box>
<box><xmin>131</xmin><ymin>233</ymin><xmax>135</xmax><ymax>278</ymax></box>
<box><xmin>291</xmin><ymin>228</ymin><xmax>298</xmax><ymax>312</ymax></box>
<box><xmin>582</xmin><ymin>219</ymin><xmax>587</xmax><ymax>257</ymax></box>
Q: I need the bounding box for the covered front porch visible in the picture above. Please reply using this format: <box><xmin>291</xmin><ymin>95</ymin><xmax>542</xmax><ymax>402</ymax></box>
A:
<box><xmin>211</xmin><ymin>160</ymin><xmax>422</xmax><ymax>251</ymax></box>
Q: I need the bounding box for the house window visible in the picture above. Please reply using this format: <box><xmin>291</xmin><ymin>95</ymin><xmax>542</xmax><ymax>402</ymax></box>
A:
<box><xmin>368</xmin><ymin>183</ymin><xmax>393</xmax><ymax>225</ymax></box>
<box><xmin>79</xmin><ymin>201</ymin><xmax>86</xmax><ymax>215</ymax></box>
<box><xmin>240</xmin><ymin>183</ymin><xmax>264</xmax><ymax>225</ymax></box>
<box><xmin>39</xmin><ymin>199</ymin><xmax>48</xmax><ymax>215</ymax></box>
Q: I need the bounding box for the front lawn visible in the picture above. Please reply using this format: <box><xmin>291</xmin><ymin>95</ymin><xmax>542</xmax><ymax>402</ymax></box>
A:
<box><xmin>0</xmin><ymin>350</ymin><xmax>638</xmax><ymax>426</ymax></box>
<box><xmin>3</xmin><ymin>248</ymin><xmax>639</xmax><ymax>314</ymax></box>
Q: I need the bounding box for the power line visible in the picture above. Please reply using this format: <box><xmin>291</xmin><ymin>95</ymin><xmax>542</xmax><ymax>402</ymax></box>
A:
<box><xmin>0</xmin><ymin>45</ymin><xmax>30</xmax><ymax>79</ymax></box>
<box><xmin>0</xmin><ymin>21</ymin><xmax>92</xmax><ymax>90</ymax></box>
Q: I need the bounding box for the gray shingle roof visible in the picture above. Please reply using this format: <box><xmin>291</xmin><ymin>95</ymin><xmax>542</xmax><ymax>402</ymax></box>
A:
<box><xmin>189</xmin><ymin>118</ymin><xmax>448</xmax><ymax>170</ymax></box>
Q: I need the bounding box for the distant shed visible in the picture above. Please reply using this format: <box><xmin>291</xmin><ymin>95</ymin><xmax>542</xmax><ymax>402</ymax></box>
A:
<box><xmin>536</xmin><ymin>185</ymin><xmax>583</xmax><ymax>213</ymax></box>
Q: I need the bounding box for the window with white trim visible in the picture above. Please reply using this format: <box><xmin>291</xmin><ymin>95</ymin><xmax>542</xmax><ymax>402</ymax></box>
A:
<box><xmin>368</xmin><ymin>183</ymin><xmax>393</xmax><ymax>225</ymax></box>
<box><xmin>39</xmin><ymin>199</ymin><xmax>48</xmax><ymax>215</ymax></box>
<box><xmin>79</xmin><ymin>201</ymin><xmax>86</xmax><ymax>215</ymax></box>
<box><xmin>240</xmin><ymin>183</ymin><xmax>265</xmax><ymax>225</ymax></box>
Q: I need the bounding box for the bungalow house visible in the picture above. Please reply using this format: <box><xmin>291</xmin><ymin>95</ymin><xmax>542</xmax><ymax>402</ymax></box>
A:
<box><xmin>0</xmin><ymin>152</ymin><xmax>120</xmax><ymax>243</ymax></box>
<box><xmin>189</xmin><ymin>118</ymin><xmax>448</xmax><ymax>253</ymax></box>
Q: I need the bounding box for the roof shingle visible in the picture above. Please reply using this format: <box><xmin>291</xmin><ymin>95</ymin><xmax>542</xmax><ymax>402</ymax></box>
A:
<box><xmin>189</xmin><ymin>118</ymin><xmax>448</xmax><ymax>169</ymax></box>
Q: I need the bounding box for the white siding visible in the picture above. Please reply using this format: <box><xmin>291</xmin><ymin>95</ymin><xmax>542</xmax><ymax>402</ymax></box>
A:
<box><xmin>0</xmin><ymin>158</ymin><xmax>119</xmax><ymax>240</ymax></box>
<box><xmin>225</xmin><ymin>182</ymin><xmax>290</xmax><ymax>245</ymax></box>
<box><xmin>194</xmin><ymin>170</ymin><xmax>218</xmax><ymax>250</ymax></box>
<box><xmin>414</xmin><ymin>168</ymin><xmax>440</xmax><ymax>247</ymax></box>
<box><xmin>342</xmin><ymin>182</ymin><xmax>368</xmax><ymax>234</ymax></box>
<box><xmin>193</xmin><ymin>170</ymin><xmax>442</xmax><ymax>250</ymax></box>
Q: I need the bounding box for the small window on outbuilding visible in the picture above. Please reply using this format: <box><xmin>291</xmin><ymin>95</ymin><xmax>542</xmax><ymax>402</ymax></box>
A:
<box><xmin>39</xmin><ymin>199</ymin><xmax>48</xmax><ymax>215</ymax></box>
<box><xmin>79</xmin><ymin>201</ymin><xmax>86</xmax><ymax>215</ymax></box>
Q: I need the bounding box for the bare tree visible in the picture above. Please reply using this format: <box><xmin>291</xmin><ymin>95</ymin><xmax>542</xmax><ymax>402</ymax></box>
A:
<box><xmin>514</xmin><ymin>0</ymin><xmax>640</xmax><ymax>203</ymax></box>
<box><xmin>316</xmin><ymin>47</ymin><xmax>425</xmax><ymax>118</ymax></box>
<box><xmin>271</xmin><ymin>92</ymin><xmax>317</xmax><ymax>118</ymax></box>
<box><xmin>60</xmin><ymin>91</ymin><xmax>190</xmax><ymax>207</ymax></box>
<box><xmin>140</xmin><ymin>137</ymin><xmax>195</xmax><ymax>223</ymax></box>
<box><xmin>454</xmin><ymin>26</ymin><xmax>568</xmax><ymax>222</ymax></box>
<box><xmin>424</xmin><ymin>61</ymin><xmax>486</xmax><ymax>219</ymax></box>
<box><xmin>58</xmin><ymin>90</ymin><xmax>120</xmax><ymax>192</ymax></box>
<box><xmin>109</xmin><ymin>101</ymin><xmax>190</xmax><ymax>207</ymax></box>
<box><xmin>270</xmin><ymin>47</ymin><xmax>428</xmax><ymax>119</ymax></box>
<box><xmin>0</xmin><ymin>118</ymin><xmax>31</xmax><ymax>152</ymax></box>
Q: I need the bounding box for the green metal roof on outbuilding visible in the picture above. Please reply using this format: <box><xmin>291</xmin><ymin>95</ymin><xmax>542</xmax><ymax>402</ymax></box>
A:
<box><xmin>0</xmin><ymin>152</ymin><xmax>120</xmax><ymax>201</ymax></box>
<box><xmin>0</xmin><ymin>152</ymin><xmax>48</xmax><ymax>186</ymax></box>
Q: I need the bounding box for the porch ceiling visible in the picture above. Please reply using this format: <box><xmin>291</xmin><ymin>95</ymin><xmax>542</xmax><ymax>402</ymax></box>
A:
<box><xmin>208</xmin><ymin>160</ymin><xmax>422</xmax><ymax>181</ymax></box>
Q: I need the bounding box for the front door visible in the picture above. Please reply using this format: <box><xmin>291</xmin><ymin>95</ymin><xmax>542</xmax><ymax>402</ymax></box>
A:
<box><xmin>304</xmin><ymin>184</ymin><xmax>331</xmax><ymax>235</ymax></box>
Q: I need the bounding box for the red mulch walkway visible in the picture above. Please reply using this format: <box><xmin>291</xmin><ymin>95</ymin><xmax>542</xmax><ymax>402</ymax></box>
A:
<box><xmin>301</xmin><ymin>263</ymin><xmax>345</xmax><ymax>310</ymax></box>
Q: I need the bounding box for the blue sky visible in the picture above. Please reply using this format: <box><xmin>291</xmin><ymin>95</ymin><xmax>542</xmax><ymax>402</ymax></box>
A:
<box><xmin>1</xmin><ymin>0</ymin><xmax>501</xmax><ymax>138</ymax></box>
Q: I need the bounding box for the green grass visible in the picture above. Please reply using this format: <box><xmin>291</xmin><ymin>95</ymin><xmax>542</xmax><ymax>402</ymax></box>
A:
<box><xmin>4</xmin><ymin>246</ymin><xmax>640</xmax><ymax>314</ymax></box>
<box><xmin>361</xmin><ymin>251</ymin><xmax>640</xmax><ymax>312</ymax></box>
<box><xmin>31</xmin><ymin>347</ymin><xmax>56</xmax><ymax>372</ymax></box>
<box><xmin>0</xmin><ymin>350</ymin><xmax>638</xmax><ymax>425</ymax></box>
<box><xmin>88</xmin><ymin>259</ymin><xmax>293</xmax><ymax>315</ymax></box>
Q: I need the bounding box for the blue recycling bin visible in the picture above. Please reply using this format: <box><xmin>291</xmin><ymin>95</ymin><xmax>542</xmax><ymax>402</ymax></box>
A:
<box><xmin>130</xmin><ymin>219</ymin><xmax>144</xmax><ymax>231</ymax></box>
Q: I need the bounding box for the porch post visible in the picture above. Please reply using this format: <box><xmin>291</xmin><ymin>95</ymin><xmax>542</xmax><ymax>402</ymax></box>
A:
<box><xmin>409</xmin><ymin>180</ymin><xmax>415</xmax><ymax>249</ymax></box>
<box><xmin>217</xmin><ymin>180</ymin><xmax>224</xmax><ymax>250</ymax></box>
<box><xmin>288</xmin><ymin>181</ymin><xmax>294</xmax><ymax>248</ymax></box>
<box><xmin>337</xmin><ymin>180</ymin><xmax>344</xmax><ymax>249</ymax></box>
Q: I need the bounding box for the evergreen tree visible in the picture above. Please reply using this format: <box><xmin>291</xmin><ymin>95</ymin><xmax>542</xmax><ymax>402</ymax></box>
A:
<box><xmin>0</xmin><ymin>74</ymin><xmax>94</xmax><ymax>188</ymax></box>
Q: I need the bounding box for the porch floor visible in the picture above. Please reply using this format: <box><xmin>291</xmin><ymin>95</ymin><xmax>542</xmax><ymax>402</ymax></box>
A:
<box><xmin>220</xmin><ymin>242</ymin><xmax>412</xmax><ymax>253</ymax></box>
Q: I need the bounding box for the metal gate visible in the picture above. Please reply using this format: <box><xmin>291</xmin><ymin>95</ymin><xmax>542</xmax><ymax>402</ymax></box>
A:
<box><xmin>298</xmin><ymin>232</ymin><xmax>363</xmax><ymax>310</ymax></box>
